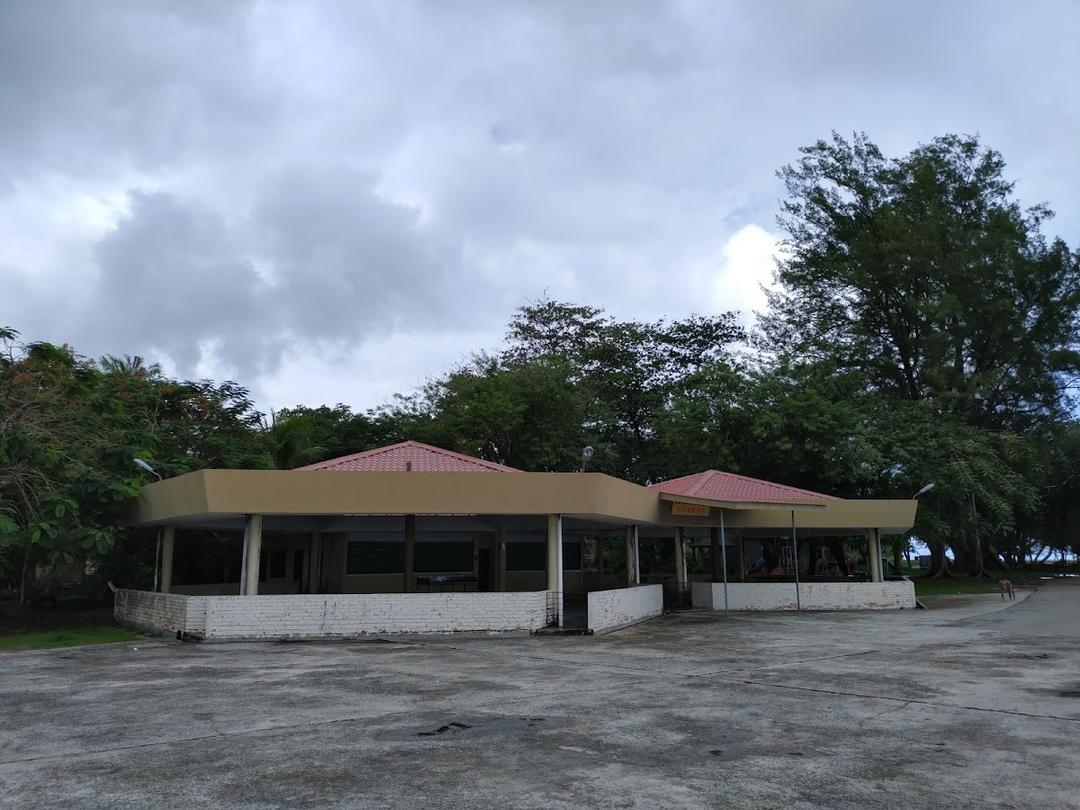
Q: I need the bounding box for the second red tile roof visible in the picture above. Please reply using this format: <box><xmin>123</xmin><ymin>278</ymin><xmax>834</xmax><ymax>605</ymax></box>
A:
<box><xmin>649</xmin><ymin>469</ymin><xmax>836</xmax><ymax>503</ymax></box>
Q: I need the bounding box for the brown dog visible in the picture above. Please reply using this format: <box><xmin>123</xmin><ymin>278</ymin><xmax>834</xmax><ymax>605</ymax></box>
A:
<box><xmin>998</xmin><ymin>579</ymin><xmax>1015</xmax><ymax>600</ymax></box>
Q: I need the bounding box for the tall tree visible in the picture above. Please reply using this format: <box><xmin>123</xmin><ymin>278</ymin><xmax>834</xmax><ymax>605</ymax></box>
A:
<box><xmin>763</xmin><ymin>132</ymin><xmax>1080</xmax><ymax>429</ymax></box>
<box><xmin>762</xmin><ymin>132</ymin><xmax>1080</xmax><ymax>574</ymax></box>
<box><xmin>503</xmin><ymin>300</ymin><xmax>745</xmax><ymax>480</ymax></box>
<box><xmin>386</xmin><ymin>354</ymin><xmax>588</xmax><ymax>471</ymax></box>
<box><xmin>0</xmin><ymin>328</ymin><xmax>274</xmax><ymax>599</ymax></box>
<box><xmin>265</xmin><ymin>405</ymin><xmax>388</xmax><ymax>469</ymax></box>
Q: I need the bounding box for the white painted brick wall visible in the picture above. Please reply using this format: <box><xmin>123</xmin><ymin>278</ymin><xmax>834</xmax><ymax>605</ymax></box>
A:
<box><xmin>692</xmin><ymin>581</ymin><xmax>916</xmax><ymax>611</ymax></box>
<box><xmin>185</xmin><ymin>597</ymin><xmax>208</xmax><ymax>636</ymax></box>
<box><xmin>800</xmin><ymin>581</ymin><xmax>916</xmax><ymax>610</ymax></box>
<box><xmin>116</xmin><ymin>589</ymin><xmax>553</xmax><ymax>639</ymax></box>
<box><xmin>200</xmin><ymin>591</ymin><xmax>554</xmax><ymax>640</ymax></box>
<box><xmin>587</xmin><ymin>585</ymin><xmax>663</xmax><ymax>634</ymax></box>
<box><xmin>114</xmin><ymin>590</ymin><xmax>202</xmax><ymax>634</ymax></box>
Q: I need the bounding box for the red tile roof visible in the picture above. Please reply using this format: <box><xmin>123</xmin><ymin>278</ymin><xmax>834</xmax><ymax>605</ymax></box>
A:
<box><xmin>296</xmin><ymin>440</ymin><xmax>521</xmax><ymax>473</ymax></box>
<box><xmin>649</xmin><ymin>469</ymin><xmax>837</xmax><ymax>504</ymax></box>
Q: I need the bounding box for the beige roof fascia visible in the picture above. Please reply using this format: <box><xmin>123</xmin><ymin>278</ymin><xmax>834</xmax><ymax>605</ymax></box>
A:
<box><xmin>129</xmin><ymin>470</ymin><xmax>917</xmax><ymax>536</ymax></box>
<box><xmin>656</xmin><ymin>492</ymin><xmax>826</xmax><ymax>512</ymax></box>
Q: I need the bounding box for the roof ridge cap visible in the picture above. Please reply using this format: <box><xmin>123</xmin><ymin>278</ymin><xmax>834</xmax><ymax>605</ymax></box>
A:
<box><xmin>416</xmin><ymin>441</ymin><xmax>521</xmax><ymax>472</ymax></box>
<box><xmin>296</xmin><ymin>441</ymin><xmax>405</xmax><ymax>470</ymax></box>
<box><xmin>719</xmin><ymin>469</ymin><xmax>835</xmax><ymax>499</ymax></box>
<box><xmin>685</xmin><ymin>470</ymin><xmax>719</xmax><ymax>497</ymax></box>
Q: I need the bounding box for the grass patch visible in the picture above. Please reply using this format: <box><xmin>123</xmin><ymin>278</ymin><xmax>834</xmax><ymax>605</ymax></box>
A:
<box><xmin>911</xmin><ymin>575</ymin><xmax>1000</xmax><ymax>596</ymax></box>
<box><xmin>0</xmin><ymin>626</ymin><xmax>142</xmax><ymax>651</ymax></box>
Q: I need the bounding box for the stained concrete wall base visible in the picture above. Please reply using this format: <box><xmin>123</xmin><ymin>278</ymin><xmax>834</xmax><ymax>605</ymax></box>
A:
<box><xmin>587</xmin><ymin>584</ymin><xmax>663</xmax><ymax>633</ymax></box>
<box><xmin>589</xmin><ymin>616</ymin><xmax>657</xmax><ymax>635</ymax></box>
<box><xmin>691</xmin><ymin>580</ymin><xmax>917</xmax><ymax>611</ymax></box>
<box><xmin>195</xmin><ymin>630</ymin><xmax>536</xmax><ymax>644</ymax></box>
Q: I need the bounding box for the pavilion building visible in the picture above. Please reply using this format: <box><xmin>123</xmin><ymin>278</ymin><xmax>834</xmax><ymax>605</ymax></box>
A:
<box><xmin>114</xmin><ymin>441</ymin><xmax>918</xmax><ymax>640</ymax></box>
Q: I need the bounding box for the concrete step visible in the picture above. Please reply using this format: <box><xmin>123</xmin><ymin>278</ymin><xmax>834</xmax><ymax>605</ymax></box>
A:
<box><xmin>532</xmin><ymin>626</ymin><xmax>593</xmax><ymax>636</ymax></box>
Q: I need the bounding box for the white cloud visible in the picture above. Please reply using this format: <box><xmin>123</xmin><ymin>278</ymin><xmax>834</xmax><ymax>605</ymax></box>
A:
<box><xmin>712</xmin><ymin>224</ymin><xmax>780</xmax><ymax>325</ymax></box>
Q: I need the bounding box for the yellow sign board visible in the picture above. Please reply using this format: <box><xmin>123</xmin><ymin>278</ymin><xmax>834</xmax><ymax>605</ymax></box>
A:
<box><xmin>671</xmin><ymin>501</ymin><xmax>710</xmax><ymax>517</ymax></box>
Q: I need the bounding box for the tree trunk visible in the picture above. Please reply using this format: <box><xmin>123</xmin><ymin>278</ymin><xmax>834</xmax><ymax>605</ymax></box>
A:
<box><xmin>928</xmin><ymin>540</ymin><xmax>951</xmax><ymax>578</ymax></box>
<box><xmin>969</xmin><ymin>535</ymin><xmax>987</xmax><ymax>577</ymax></box>
<box><xmin>952</xmin><ymin>542</ymin><xmax>971</xmax><ymax>575</ymax></box>
<box><xmin>19</xmin><ymin>550</ymin><xmax>31</xmax><ymax>605</ymax></box>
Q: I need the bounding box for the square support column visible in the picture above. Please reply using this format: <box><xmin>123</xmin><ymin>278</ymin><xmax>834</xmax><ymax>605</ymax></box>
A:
<box><xmin>547</xmin><ymin>514</ymin><xmax>563</xmax><ymax>626</ymax></box>
<box><xmin>242</xmin><ymin>514</ymin><xmax>263</xmax><ymax>596</ymax></box>
<box><xmin>597</xmin><ymin>537</ymin><xmax>605</xmax><ymax>586</ymax></box>
<box><xmin>307</xmin><ymin>531</ymin><xmax>321</xmax><ymax>594</ymax></box>
<box><xmin>403</xmin><ymin>515</ymin><xmax>416</xmax><ymax>593</ymax></box>
<box><xmin>625</xmin><ymin>524</ymin><xmax>640</xmax><ymax>585</ymax></box>
<box><xmin>867</xmin><ymin>528</ymin><xmax>883</xmax><ymax>583</ymax></box>
<box><xmin>710</xmin><ymin>527</ymin><xmax>720</xmax><ymax>583</ymax></box>
<box><xmin>674</xmin><ymin>527</ymin><xmax>688</xmax><ymax>588</ymax></box>
<box><xmin>159</xmin><ymin>525</ymin><xmax>175</xmax><ymax>594</ymax></box>
<box><xmin>496</xmin><ymin>528</ymin><xmax>507</xmax><ymax>592</ymax></box>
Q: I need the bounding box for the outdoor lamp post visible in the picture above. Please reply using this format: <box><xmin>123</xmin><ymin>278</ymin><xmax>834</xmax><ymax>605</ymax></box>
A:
<box><xmin>133</xmin><ymin>457</ymin><xmax>163</xmax><ymax>481</ymax></box>
<box><xmin>903</xmin><ymin>483</ymin><xmax>934</xmax><ymax>571</ymax></box>
<box><xmin>581</xmin><ymin>445</ymin><xmax>594</xmax><ymax>472</ymax></box>
<box><xmin>133</xmin><ymin>458</ymin><xmax>163</xmax><ymax>590</ymax></box>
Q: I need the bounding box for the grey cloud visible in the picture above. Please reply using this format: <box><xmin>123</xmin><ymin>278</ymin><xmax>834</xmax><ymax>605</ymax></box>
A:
<box><xmin>0</xmin><ymin>0</ymin><xmax>1078</xmax><ymax>408</ymax></box>
<box><xmin>0</xmin><ymin>1</ymin><xmax>267</xmax><ymax>186</ymax></box>
<box><xmin>48</xmin><ymin>168</ymin><xmax>468</xmax><ymax>379</ymax></box>
<box><xmin>90</xmin><ymin>191</ymin><xmax>266</xmax><ymax>372</ymax></box>
<box><xmin>253</xmin><ymin>166</ymin><xmax>457</xmax><ymax>342</ymax></box>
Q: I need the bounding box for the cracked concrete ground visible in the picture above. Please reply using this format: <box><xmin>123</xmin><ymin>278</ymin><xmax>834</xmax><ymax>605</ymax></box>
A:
<box><xmin>2</xmin><ymin>581</ymin><xmax>1078</xmax><ymax>809</ymax></box>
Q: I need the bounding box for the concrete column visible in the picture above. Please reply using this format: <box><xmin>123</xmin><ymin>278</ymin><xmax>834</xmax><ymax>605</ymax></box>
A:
<box><xmin>867</xmin><ymin>528</ymin><xmax>882</xmax><ymax>583</ymax></box>
<box><xmin>674</xmin><ymin>527</ymin><xmax>688</xmax><ymax>588</ymax></box>
<box><xmin>159</xmin><ymin>525</ymin><xmax>175</xmax><ymax>594</ymax></box>
<box><xmin>710</xmin><ymin>527</ymin><xmax>720</xmax><ymax>582</ymax></box>
<box><xmin>547</xmin><ymin>515</ymin><xmax>563</xmax><ymax>626</ymax></box>
<box><xmin>720</xmin><ymin>511</ymin><xmax>729</xmax><ymax>613</ymax></box>
<box><xmin>239</xmin><ymin>522</ymin><xmax>249</xmax><ymax>596</ymax></box>
<box><xmin>496</xmin><ymin>528</ymin><xmax>507</xmax><ymax>592</ymax></box>
<box><xmin>403</xmin><ymin>515</ymin><xmax>416</xmax><ymax>593</ymax></box>
<box><xmin>242</xmin><ymin>514</ymin><xmax>263</xmax><ymax>596</ymax></box>
<box><xmin>596</xmin><ymin>537</ymin><xmax>605</xmax><ymax>587</ymax></box>
<box><xmin>307</xmin><ymin>531</ymin><xmax>321</xmax><ymax>594</ymax></box>
<box><xmin>625</xmin><ymin>524</ymin><xmax>640</xmax><ymax>585</ymax></box>
<box><xmin>634</xmin><ymin>528</ymin><xmax>640</xmax><ymax>584</ymax></box>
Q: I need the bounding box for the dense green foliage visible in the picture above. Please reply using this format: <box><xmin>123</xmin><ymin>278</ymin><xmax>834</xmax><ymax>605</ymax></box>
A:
<box><xmin>2</xmin><ymin>132</ymin><xmax>1077</xmax><ymax>599</ymax></box>
<box><xmin>763</xmin><ymin>133</ymin><xmax>1080</xmax><ymax>574</ymax></box>
<box><xmin>0</xmin><ymin>332</ymin><xmax>270</xmax><ymax>600</ymax></box>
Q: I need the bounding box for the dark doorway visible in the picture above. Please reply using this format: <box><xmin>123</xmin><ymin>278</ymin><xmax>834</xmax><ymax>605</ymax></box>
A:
<box><xmin>478</xmin><ymin>548</ymin><xmax>491</xmax><ymax>592</ymax></box>
<box><xmin>563</xmin><ymin>592</ymin><xmax>588</xmax><ymax>629</ymax></box>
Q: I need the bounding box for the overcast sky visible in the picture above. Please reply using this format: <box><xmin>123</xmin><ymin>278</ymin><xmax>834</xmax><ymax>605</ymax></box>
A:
<box><xmin>2</xmin><ymin>1</ymin><xmax>1078</xmax><ymax>412</ymax></box>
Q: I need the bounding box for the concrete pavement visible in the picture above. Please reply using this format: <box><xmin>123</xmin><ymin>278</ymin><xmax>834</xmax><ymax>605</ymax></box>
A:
<box><xmin>1</xmin><ymin>581</ymin><xmax>1078</xmax><ymax>809</ymax></box>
